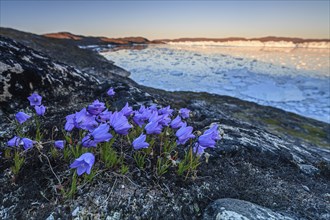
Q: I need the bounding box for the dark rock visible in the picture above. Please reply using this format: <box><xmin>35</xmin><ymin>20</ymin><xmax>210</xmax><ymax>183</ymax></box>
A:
<box><xmin>203</xmin><ymin>198</ymin><xmax>295</xmax><ymax>220</ymax></box>
<box><xmin>0</xmin><ymin>27</ymin><xmax>130</xmax><ymax>78</ymax></box>
<box><xmin>298</xmin><ymin>164</ymin><xmax>320</xmax><ymax>176</ymax></box>
<box><xmin>0</xmin><ymin>36</ymin><xmax>99</xmax><ymax>105</ymax></box>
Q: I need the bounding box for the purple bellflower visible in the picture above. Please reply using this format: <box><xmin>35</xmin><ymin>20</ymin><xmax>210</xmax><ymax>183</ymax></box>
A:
<box><xmin>170</xmin><ymin>115</ymin><xmax>184</xmax><ymax>129</ymax></box>
<box><xmin>107</xmin><ymin>87</ymin><xmax>115</xmax><ymax>96</ymax></box>
<box><xmin>8</xmin><ymin>136</ymin><xmax>34</xmax><ymax>150</ymax></box>
<box><xmin>70</xmin><ymin>152</ymin><xmax>95</xmax><ymax>176</ymax></box>
<box><xmin>65</xmin><ymin>113</ymin><xmax>75</xmax><ymax>131</ymax></box>
<box><xmin>82</xmin><ymin>123</ymin><xmax>112</xmax><ymax>147</ymax></box>
<box><xmin>158</xmin><ymin>114</ymin><xmax>171</xmax><ymax>127</ymax></box>
<box><xmin>27</xmin><ymin>93</ymin><xmax>42</xmax><ymax>106</ymax></box>
<box><xmin>96</xmin><ymin>109</ymin><xmax>112</xmax><ymax>123</ymax></box>
<box><xmin>35</xmin><ymin>105</ymin><xmax>46</xmax><ymax>116</ymax></box>
<box><xmin>148</xmin><ymin>104</ymin><xmax>158</xmax><ymax>111</ymax></box>
<box><xmin>54</xmin><ymin>140</ymin><xmax>65</xmax><ymax>150</ymax></box>
<box><xmin>148</xmin><ymin>111</ymin><xmax>161</xmax><ymax>122</ymax></box>
<box><xmin>22</xmin><ymin>138</ymin><xmax>34</xmax><ymax>150</ymax></box>
<box><xmin>132</xmin><ymin>133</ymin><xmax>149</xmax><ymax>150</ymax></box>
<box><xmin>16</xmin><ymin>112</ymin><xmax>31</xmax><ymax>124</ymax></box>
<box><xmin>145</xmin><ymin>120</ymin><xmax>163</xmax><ymax>135</ymax></box>
<box><xmin>8</xmin><ymin>136</ymin><xmax>22</xmax><ymax>147</ymax></box>
<box><xmin>179</xmin><ymin>108</ymin><xmax>190</xmax><ymax>119</ymax></box>
<box><xmin>75</xmin><ymin>108</ymin><xmax>98</xmax><ymax>131</ymax></box>
<box><xmin>133</xmin><ymin>106</ymin><xmax>152</xmax><ymax>127</ymax></box>
<box><xmin>198</xmin><ymin>124</ymin><xmax>220</xmax><ymax>148</ymax></box>
<box><xmin>87</xmin><ymin>100</ymin><xmax>106</xmax><ymax>115</ymax></box>
<box><xmin>193</xmin><ymin>143</ymin><xmax>207</xmax><ymax>156</ymax></box>
<box><xmin>120</xmin><ymin>102</ymin><xmax>133</xmax><ymax>117</ymax></box>
<box><xmin>158</xmin><ymin>105</ymin><xmax>173</xmax><ymax>116</ymax></box>
<box><xmin>176</xmin><ymin>122</ymin><xmax>195</xmax><ymax>145</ymax></box>
<box><xmin>109</xmin><ymin>111</ymin><xmax>132</xmax><ymax>135</ymax></box>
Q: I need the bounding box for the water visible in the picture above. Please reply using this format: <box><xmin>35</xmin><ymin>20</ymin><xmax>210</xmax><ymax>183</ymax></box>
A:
<box><xmin>101</xmin><ymin>44</ymin><xmax>330</xmax><ymax>123</ymax></box>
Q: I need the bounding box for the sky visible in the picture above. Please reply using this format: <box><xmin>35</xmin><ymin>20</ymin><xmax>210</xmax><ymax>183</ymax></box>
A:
<box><xmin>0</xmin><ymin>0</ymin><xmax>329</xmax><ymax>40</ymax></box>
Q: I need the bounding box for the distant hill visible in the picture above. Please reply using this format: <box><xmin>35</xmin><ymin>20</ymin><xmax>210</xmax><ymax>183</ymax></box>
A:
<box><xmin>43</xmin><ymin>32</ymin><xmax>151</xmax><ymax>45</ymax></box>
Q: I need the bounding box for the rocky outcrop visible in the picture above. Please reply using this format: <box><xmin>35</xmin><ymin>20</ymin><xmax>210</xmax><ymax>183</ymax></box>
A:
<box><xmin>0</xmin><ymin>27</ymin><xmax>130</xmax><ymax>78</ymax></box>
<box><xmin>0</xmin><ymin>36</ymin><xmax>99</xmax><ymax>101</ymax></box>
<box><xmin>0</xmin><ymin>31</ymin><xmax>329</xmax><ymax>220</ymax></box>
<box><xmin>203</xmin><ymin>198</ymin><xmax>295</xmax><ymax>220</ymax></box>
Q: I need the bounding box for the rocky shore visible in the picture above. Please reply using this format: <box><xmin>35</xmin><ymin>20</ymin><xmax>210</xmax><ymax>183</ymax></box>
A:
<box><xmin>0</xmin><ymin>29</ymin><xmax>329</xmax><ymax>219</ymax></box>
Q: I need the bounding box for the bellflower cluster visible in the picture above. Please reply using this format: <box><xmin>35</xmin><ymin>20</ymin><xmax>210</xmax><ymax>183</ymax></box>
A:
<box><xmin>6</xmin><ymin>87</ymin><xmax>221</xmax><ymax>184</ymax></box>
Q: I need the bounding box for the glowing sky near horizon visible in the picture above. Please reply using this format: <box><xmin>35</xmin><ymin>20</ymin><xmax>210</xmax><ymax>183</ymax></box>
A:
<box><xmin>0</xmin><ymin>0</ymin><xmax>329</xmax><ymax>39</ymax></box>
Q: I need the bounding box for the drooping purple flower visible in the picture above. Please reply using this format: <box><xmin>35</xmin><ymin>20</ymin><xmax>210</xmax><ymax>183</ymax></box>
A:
<box><xmin>193</xmin><ymin>143</ymin><xmax>207</xmax><ymax>156</ymax></box>
<box><xmin>82</xmin><ymin>123</ymin><xmax>112</xmax><ymax>147</ymax></box>
<box><xmin>170</xmin><ymin>115</ymin><xmax>184</xmax><ymax>129</ymax></box>
<box><xmin>145</xmin><ymin>120</ymin><xmax>163</xmax><ymax>135</ymax></box>
<box><xmin>21</xmin><ymin>138</ymin><xmax>34</xmax><ymax>150</ymax></box>
<box><xmin>198</xmin><ymin>132</ymin><xmax>216</xmax><ymax>148</ymax></box>
<box><xmin>158</xmin><ymin>114</ymin><xmax>171</xmax><ymax>126</ymax></box>
<box><xmin>65</xmin><ymin>113</ymin><xmax>75</xmax><ymax>131</ymax></box>
<box><xmin>107</xmin><ymin>87</ymin><xmax>115</xmax><ymax>96</ymax></box>
<box><xmin>75</xmin><ymin>108</ymin><xmax>98</xmax><ymax>131</ymax></box>
<box><xmin>87</xmin><ymin>99</ymin><xmax>106</xmax><ymax>115</ymax></box>
<box><xmin>133</xmin><ymin>106</ymin><xmax>152</xmax><ymax>127</ymax></box>
<box><xmin>179</xmin><ymin>108</ymin><xmax>190</xmax><ymax>119</ymax></box>
<box><xmin>54</xmin><ymin>140</ymin><xmax>65</xmax><ymax>150</ymax></box>
<box><xmin>8</xmin><ymin>136</ymin><xmax>22</xmax><ymax>147</ymax></box>
<box><xmin>148</xmin><ymin>104</ymin><xmax>158</xmax><ymax>111</ymax></box>
<box><xmin>70</xmin><ymin>152</ymin><xmax>95</xmax><ymax>176</ymax></box>
<box><xmin>148</xmin><ymin>111</ymin><xmax>161</xmax><ymax>122</ymax></box>
<box><xmin>132</xmin><ymin>133</ymin><xmax>149</xmax><ymax>150</ymax></box>
<box><xmin>158</xmin><ymin>105</ymin><xmax>173</xmax><ymax>116</ymax></box>
<box><xmin>27</xmin><ymin>93</ymin><xmax>42</xmax><ymax>106</ymax></box>
<box><xmin>109</xmin><ymin>111</ymin><xmax>132</xmax><ymax>135</ymax></box>
<box><xmin>204</xmin><ymin>124</ymin><xmax>221</xmax><ymax>140</ymax></box>
<box><xmin>120</xmin><ymin>102</ymin><xmax>133</xmax><ymax>117</ymax></box>
<box><xmin>176</xmin><ymin>122</ymin><xmax>195</xmax><ymax>145</ymax></box>
<box><xmin>198</xmin><ymin>124</ymin><xmax>220</xmax><ymax>148</ymax></box>
<box><xmin>96</xmin><ymin>109</ymin><xmax>112</xmax><ymax>123</ymax></box>
<box><xmin>15</xmin><ymin>112</ymin><xmax>31</xmax><ymax>124</ymax></box>
<box><xmin>35</xmin><ymin>105</ymin><xmax>46</xmax><ymax>116</ymax></box>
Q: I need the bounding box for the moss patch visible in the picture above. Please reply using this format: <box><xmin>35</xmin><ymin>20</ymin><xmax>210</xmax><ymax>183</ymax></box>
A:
<box><xmin>261</xmin><ymin>118</ymin><xmax>329</xmax><ymax>148</ymax></box>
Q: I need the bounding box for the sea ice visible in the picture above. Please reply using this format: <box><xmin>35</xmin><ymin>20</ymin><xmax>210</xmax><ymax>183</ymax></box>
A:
<box><xmin>101</xmin><ymin>44</ymin><xmax>330</xmax><ymax>123</ymax></box>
